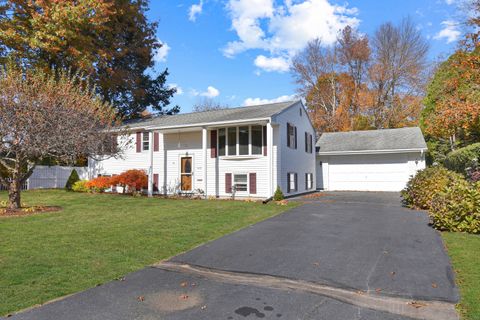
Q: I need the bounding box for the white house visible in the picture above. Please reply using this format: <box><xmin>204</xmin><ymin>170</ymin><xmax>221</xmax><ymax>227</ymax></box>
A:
<box><xmin>316</xmin><ymin>127</ymin><xmax>427</xmax><ymax>192</ymax></box>
<box><xmin>89</xmin><ymin>101</ymin><xmax>317</xmax><ymax>199</ymax></box>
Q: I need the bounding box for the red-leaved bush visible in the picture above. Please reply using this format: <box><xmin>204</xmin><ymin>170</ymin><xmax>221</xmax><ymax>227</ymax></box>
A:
<box><xmin>110</xmin><ymin>169</ymin><xmax>148</xmax><ymax>192</ymax></box>
<box><xmin>85</xmin><ymin>176</ymin><xmax>112</xmax><ymax>193</ymax></box>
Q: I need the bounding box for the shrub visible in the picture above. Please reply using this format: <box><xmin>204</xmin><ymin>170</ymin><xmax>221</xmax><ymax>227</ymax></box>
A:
<box><xmin>85</xmin><ymin>176</ymin><xmax>112</xmax><ymax>193</ymax></box>
<box><xmin>65</xmin><ymin>169</ymin><xmax>80</xmax><ymax>191</ymax></box>
<box><xmin>110</xmin><ymin>169</ymin><xmax>147</xmax><ymax>193</ymax></box>
<box><xmin>429</xmin><ymin>182</ymin><xmax>480</xmax><ymax>234</ymax></box>
<box><xmin>273</xmin><ymin>186</ymin><xmax>284</xmax><ymax>201</ymax></box>
<box><xmin>444</xmin><ymin>143</ymin><xmax>480</xmax><ymax>174</ymax></box>
<box><xmin>401</xmin><ymin>166</ymin><xmax>466</xmax><ymax>210</ymax></box>
<box><xmin>72</xmin><ymin>180</ymin><xmax>89</xmax><ymax>193</ymax></box>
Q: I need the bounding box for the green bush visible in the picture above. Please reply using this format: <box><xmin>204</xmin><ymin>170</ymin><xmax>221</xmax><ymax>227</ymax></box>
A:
<box><xmin>430</xmin><ymin>182</ymin><xmax>480</xmax><ymax>234</ymax></box>
<box><xmin>401</xmin><ymin>166</ymin><xmax>466</xmax><ymax>210</ymax></box>
<box><xmin>444</xmin><ymin>143</ymin><xmax>480</xmax><ymax>174</ymax></box>
<box><xmin>72</xmin><ymin>180</ymin><xmax>90</xmax><ymax>193</ymax></box>
<box><xmin>65</xmin><ymin>169</ymin><xmax>80</xmax><ymax>191</ymax></box>
<box><xmin>273</xmin><ymin>186</ymin><xmax>284</xmax><ymax>201</ymax></box>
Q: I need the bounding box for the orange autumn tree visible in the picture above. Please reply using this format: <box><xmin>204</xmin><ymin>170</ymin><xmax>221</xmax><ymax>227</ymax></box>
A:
<box><xmin>422</xmin><ymin>1</ymin><xmax>480</xmax><ymax>145</ymax></box>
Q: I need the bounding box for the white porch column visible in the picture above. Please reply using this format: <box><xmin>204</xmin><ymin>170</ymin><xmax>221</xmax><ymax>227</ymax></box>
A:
<box><xmin>202</xmin><ymin>127</ymin><xmax>208</xmax><ymax>198</ymax></box>
<box><xmin>147</xmin><ymin>131</ymin><xmax>154</xmax><ymax>197</ymax></box>
<box><xmin>267</xmin><ymin>121</ymin><xmax>274</xmax><ymax>197</ymax></box>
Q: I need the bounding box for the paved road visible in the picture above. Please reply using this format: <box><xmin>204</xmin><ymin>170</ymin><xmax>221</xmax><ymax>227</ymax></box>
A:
<box><xmin>6</xmin><ymin>192</ymin><xmax>458</xmax><ymax>320</ymax></box>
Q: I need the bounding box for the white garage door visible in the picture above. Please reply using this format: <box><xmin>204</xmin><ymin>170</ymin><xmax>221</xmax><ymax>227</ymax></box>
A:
<box><xmin>326</xmin><ymin>153</ymin><xmax>412</xmax><ymax>192</ymax></box>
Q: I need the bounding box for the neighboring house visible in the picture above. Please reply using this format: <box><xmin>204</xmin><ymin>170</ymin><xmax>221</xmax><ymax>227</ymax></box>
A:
<box><xmin>89</xmin><ymin>101</ymin><xmax>317</xmax><ymax>199</ymax></box>
<box><xmin>316</xmin><ymin>127</ymin><xmax>427</xmax><ymax>192</ymax></box>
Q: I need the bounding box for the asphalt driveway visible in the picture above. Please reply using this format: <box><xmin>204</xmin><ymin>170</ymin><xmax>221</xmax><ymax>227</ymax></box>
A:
<box><xmin>6</xmin><ymin>192</ymin><xmax>459</xmax><ymax>320</ymax></box>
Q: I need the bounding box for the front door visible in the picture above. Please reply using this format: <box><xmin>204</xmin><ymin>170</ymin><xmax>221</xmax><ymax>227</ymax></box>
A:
<box><xmin>180</xmin><ymin>157</ymin><xmax>193</xmax><ymax>191</ymax></box>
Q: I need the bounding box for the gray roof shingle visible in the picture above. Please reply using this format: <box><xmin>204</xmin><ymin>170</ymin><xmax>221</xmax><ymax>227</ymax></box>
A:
<box><xmin>316</xmin><ymin>127</ymin><xmax>427</xmax><ymax>153</ymax></box>
<box><xmin>124</xmin><ymin>101</ymin><xmax>299</xmax><ymax>129</ymax></box>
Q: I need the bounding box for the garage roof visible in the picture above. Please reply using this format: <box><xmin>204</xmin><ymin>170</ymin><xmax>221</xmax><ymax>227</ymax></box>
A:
<box><xmin>316</xmin><ymin>127</ymin><xmax>427</xmax><ymax>154</ymax></box>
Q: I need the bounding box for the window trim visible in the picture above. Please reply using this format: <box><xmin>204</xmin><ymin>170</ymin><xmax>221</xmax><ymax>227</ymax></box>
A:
<box><xmin>218</xmin><ymin>125</ymin><xmax>265</xmax><ymax>157</ymax></box>
<box><xmin>232</xmin><ymin>173</ymin><xmax>249</xmax><ymax>194</ymax></box>
<box><xmin>142</xmin><ymin>132</ymin><xmax>150</xmax><ymax>151</ymax></box>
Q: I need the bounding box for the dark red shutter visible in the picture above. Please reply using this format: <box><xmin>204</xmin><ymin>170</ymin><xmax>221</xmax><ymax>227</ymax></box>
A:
<box><xmin>225</xmin><ymin>173</ymin><xmax>232</xmax><ymax>193</ymax></box>
<box><xmin>136</xmin><ymin>132</ymin><xmax>141</xmax><ymax>153</ymax></box>
<box><xmin>287</xmin><ymin>173</ymin><xmax>290</xmax><ymax>193</ymax></box>
<box><xmin>286</xmin><ymin>123</ymin><xmax>290</xmax><ymax>147</ymax></box>
<box><xmin>294</xmin><ymin>127</ymin><xmax>297</xmax><ymax>149</ymax></box>
<box><xmin>262</xmin><ymin>126</ymin><xmax>267</xmax><ymax>156</ymax></box>
<box><xmin>153</xmin><ymin>173</ymin><xmax>159</xmax><ymax>192</ymax></box>
<box><xmin>211</xmin><ymin>130</ymin><xmax>217</xmax><ymax>158</ymax></box>
<box><xmin>305</xmin><ymin>132</ymin><xmax>308</xmax><ymax>152</ymax></box>
<box><xmin>153</xmin><ymin>132</ymin><xmax>159</xmax><ymax>152</ymax></box>
<box><xmin>249</xmin><ymin>173</ymin><xmax>257</xmax><ymax>194</ymax></box>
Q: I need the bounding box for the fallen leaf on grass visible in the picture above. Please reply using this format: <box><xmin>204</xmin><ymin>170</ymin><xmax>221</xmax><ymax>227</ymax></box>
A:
<box><xmin>375</xmin><ymin>288</ymin><xmax>382</xmax><ymax>293</ymax></box>
<box><xmin>179</xmin><ymin>294</ymin><xmax>189</xmax><ymax>300</ymax></box>
<box><xmin>180</xmin><ymin>281</ymin><xmax>188</xmax><ymax>287</ymax></box>
<box><xmin>390</xmin><ymin>271</ymin><xmax>396</xmax><ymax>277</ymax></box>
<box><xmin>431</xmin><ymin>283</ymin><xmax>438</xmax><ymax>288</ymax></box>
<box><xmin>137</xmin><ymin>296</ymin><xmax>145</xmax><ymax>302</ymax></box>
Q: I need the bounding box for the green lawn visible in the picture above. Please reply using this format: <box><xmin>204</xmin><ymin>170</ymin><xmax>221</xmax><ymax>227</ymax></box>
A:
<box><xmin>0</xmin><ymin>190</ymin><xmax>297</xmax><ymax>316</ymax></box>
<box><xmin>442</xmin><ymin>232</ymin><xmax>480</xmax><ymax>320</ymax></box>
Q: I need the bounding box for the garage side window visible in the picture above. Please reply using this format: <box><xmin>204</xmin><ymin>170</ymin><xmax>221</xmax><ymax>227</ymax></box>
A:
<box><xmin>287</xmin><ymin>173</ymin><xmax>297</xmax><ymax>193</ymax></box>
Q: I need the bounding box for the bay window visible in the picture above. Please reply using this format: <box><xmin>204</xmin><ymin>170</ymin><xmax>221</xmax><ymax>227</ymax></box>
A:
<box><xmin>218</xmin><ymin>125</ymin><xmax>264</xmax><ymax>157</ymax></box>
<box><xmin>228</xmin><ymin>127</ymin><xmax>237</xmax><ymax>155</ymax></box>
<box><xmin>218</xmin><ymin>128</ymin><xmax>226</xmax><ymax>156</ymax></box>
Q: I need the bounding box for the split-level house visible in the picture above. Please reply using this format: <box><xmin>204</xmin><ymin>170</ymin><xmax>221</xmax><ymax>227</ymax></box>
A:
<box><xmin>89</xmin><ymin>101</ymin><xmax>316</xmax><ymax>199</ymax></box>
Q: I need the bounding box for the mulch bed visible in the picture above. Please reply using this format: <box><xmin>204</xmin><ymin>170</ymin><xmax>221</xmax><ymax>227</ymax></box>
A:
<box><xmin>302</xmin><ymin>192</ymin><xmax>331</xmax><ymax>199</ymax></box>
<box><xmin>0</xmin><ymin>206</ymin><xmax>62</xmax><ymax>218</ymax></box>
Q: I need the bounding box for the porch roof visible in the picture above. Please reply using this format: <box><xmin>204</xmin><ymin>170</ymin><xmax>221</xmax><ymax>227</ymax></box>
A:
<box><xmin>123</xmin><ymin>101</ymin><xmax>300</xmax><ymax>130</ymax></box>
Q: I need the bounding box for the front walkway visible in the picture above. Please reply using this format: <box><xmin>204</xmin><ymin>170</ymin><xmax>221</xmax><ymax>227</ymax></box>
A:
<box><xmin>7</xmin><ymin>192</ymin><xmax>459</xmax><ymax>320</ymax></box>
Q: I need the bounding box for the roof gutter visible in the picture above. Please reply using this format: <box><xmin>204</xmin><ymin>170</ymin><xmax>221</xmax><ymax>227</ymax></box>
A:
<box><xmin>142</xmin><ymin>117</ymin><xmax>272</xmax><ymax>131</ymax></box>
<box><xmin>317</xmin><ymin>148</ymin><xmax>428</xmax><ymax>156</ymax></box>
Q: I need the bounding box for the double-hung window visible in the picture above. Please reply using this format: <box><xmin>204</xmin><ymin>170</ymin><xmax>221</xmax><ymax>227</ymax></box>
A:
<box><xmin>287</xmin><ymin>123</ymin><xmax>296</xmax><ymax>149</ymax></box>
<box><xmin>142</xmin><ymin>132</ymin><xmax>150</xmax><ymax>151</ymax></box>
<box><xmin>218</xmin><ymin>125</ymin><xmax>264</xmax><ymax>156</ymax></box>
<box><xmin>305</xmin><ymin>132</ymin><xmax>313</xmax><ymax>153</ymax></box>
<box><xmin>233</xmin><ymin>174</ymin><xmax>248</xmax><ymax>192</ymax></box>
<box><xmin>287</xmin><ymin>173</ymin><xmax>297</xmax><ymax>193</ymax></box>
<box><xmin>306</xmin><ymin>173</ymin><xmax>313</xmax><ymax>190</ymax></box>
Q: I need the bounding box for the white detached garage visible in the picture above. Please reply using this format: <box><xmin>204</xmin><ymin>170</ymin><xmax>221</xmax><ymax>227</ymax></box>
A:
<box><xmin>316</xmin><ymin>127</ymin><xmax>427</xmax><ymax>192</ymax></box>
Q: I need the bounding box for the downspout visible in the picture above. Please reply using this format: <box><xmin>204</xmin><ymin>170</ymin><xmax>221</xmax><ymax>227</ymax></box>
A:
<box><xmin>147</xmin><ymin>131</ymin><xmax>154</xmax><ymax>197</ymax></box>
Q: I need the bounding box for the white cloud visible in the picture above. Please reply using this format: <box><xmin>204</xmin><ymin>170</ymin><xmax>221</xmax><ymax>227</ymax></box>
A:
<box><xmin>154</xmin><ymin>41</ymin><xmax>170</xmax><ymax>62</ymax></box>
<box><xmin>168</xmin><ymin>84</ymin><xmax>183</xmax><ymax>95</ymax></box>
<box><xmin>193</xmin><ymin>86</ymin><xmax>220</xmax><ymax>98</ymax></box>
<box><xmin>254</xmin><ymin>55</ymin><xmax>290</xmax><ymax>72</ymax></box>
<box><xmin>189</xmin><ymin>1</ymin><xmax>203</xmax><ymax>22</ymax></box>
<box><xmin>223</xmin><ymin>0</ymin><xmax>359</xmax><ymax>71</ymax></box>
<box><xmin>243</xmin><ymin>94</ymin><xmax>297</xmax><ymax>106</ymax></box>
<box><xmin>445</xmin><ymin>0</ymin><xmax>455</xmax><ymax>5</ymax></box>
<box><xmin>434</xmin><ymin>20</ymin><xmax>461</xmax><ymax>44</ymax></box>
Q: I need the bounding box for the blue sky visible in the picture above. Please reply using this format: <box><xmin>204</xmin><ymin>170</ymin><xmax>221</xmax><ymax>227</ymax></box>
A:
<box><xmin>148</xmin><ymin>0</ymin><xmax>465</xmax><ymax>113</ymax></box>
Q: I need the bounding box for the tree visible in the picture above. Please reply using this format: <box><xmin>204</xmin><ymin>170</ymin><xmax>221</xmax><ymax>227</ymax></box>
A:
<box><xmin>0</xmin><ymin>0</ymin><xmax>177</xmax><ymax>118</ymax></box>
<box><xmin>369</xmin><ymin>18</ymin><xmax>429</xmax><ymax>129</ymax></box>
<box><xmin>0</xmin><ymin>65</ymin><xmax>125</xmax><ymax>210</ymax></box>
<box><xmin>192</xmin><ymin>98</ymin><xmax>229</xmax><ymax>112</ymax></box>
<box><xmin>421</xmin><ymin>1</ymin><xmax>480</xmax><ymax>147</ymax></box>
<box><xmin>291</xmin><ymin>20</ymin><xmax>429</xmax><ymax>133</ymax></box>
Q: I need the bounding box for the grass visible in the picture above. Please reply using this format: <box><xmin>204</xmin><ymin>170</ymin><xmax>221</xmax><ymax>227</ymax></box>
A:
<box><xmin>442</xmin><ymin>232</ymin><xmax>480</xmax><ymax>320</ymax></box>
<box><xmin>0</xmin><ymin>190</ymin><xmax>298</xmax><ymax>316</ymax></box>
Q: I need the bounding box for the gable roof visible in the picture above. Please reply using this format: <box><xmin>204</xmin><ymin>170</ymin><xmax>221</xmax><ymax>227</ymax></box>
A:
<box><xmin>124</xmin><ymin>101</ymin><xmax>300</xmax><ymax>130</ymax></box>
<box><xmin>316</xmin><ymin>127</ymin><xmax>427</xmax><ymax>154</ymax></box>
